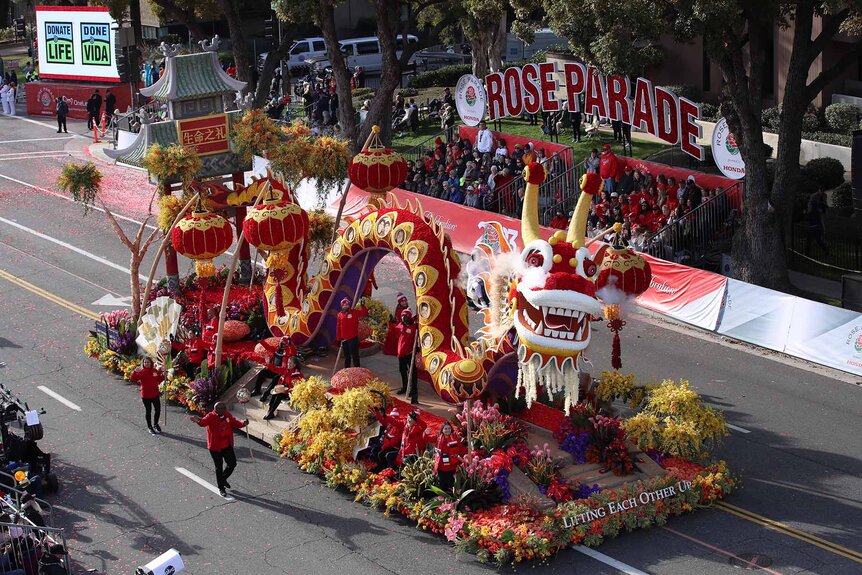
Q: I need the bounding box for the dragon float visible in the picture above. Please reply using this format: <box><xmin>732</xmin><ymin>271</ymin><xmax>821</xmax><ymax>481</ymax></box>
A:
<box><xmin>231</xmin><ymin>162</ymin><xmax>649</xmax><ymax>408</ymax></box>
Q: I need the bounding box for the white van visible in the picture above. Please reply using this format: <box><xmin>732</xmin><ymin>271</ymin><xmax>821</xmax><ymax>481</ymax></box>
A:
<box><xmin>259</xmin><ymin>37</ymin><xmax>327</xmax><ymax>73</ymax></box>
<box><xmin>505</xmin><ymin>29</ymin><xmax>566</xmax><ymax>62</ymax></box>
<box><xmin>306</xmin><ymin>35</ymin><xmax>420</xmax><ymax>75</ymax></box>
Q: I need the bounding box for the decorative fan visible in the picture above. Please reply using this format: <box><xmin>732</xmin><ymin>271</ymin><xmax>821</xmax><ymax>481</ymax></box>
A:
<box><xmin>136</xmin><ymin>296</ymin><xmax>183</xmax><ymax>358</ymax></box>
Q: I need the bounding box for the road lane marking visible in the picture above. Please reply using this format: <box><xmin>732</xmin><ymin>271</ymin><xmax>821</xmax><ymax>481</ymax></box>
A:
<box><xmin>726</xmin><ymin>423</ymin><xmax>751</xmax><ymax>434</ymax></box>
<box><xmin>716</xmin><ymin>502</ymin><xmax>862</xmax><ymax>564</ymax></box>
<box><xmin>0</xmin><ymin>269</ymin><xmax>100</xmax><ymax>321</ymax></box>
<box><xmin>661</xmin><ymin>526</ymin><xmax>785</xmax><ymax>574</ymax></box>
<box><xmin>0</xmin><ymin>137</ymin><xmax>76</xmax><ymax>144</ymax></box>
<box><xmin>572</xmin><ymin>546</ymin><xmax>650</xmax><ymax>574</ymax></box>
<box><xmin>37</xmin><ymin>386</ymin><xmax>82</xmax><ymax>412</ymax></box>
<box><xmin>0</xmin><ymin>115</ymin><xmax>89</xmax><ymax>138</ymax></box>
<box><xmin>0</xmin><ymin>216</ymin><xmax>147</xmax><ymax>281</ymax></box>
<box><xmin>175</xmin><ymin>467</ymin><xmax>235</xmax><ymax>501</ymax></box>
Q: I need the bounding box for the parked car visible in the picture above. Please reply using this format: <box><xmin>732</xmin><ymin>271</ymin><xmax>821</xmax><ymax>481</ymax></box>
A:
<box><xmin>258</xmin><ymin>36</ymin><xmax>327</xmax><ymax>74</ymax></box>
<box><xmin>306</xmin><ymin>35</ymin><xmax>421</xmax><ymax>75</ymax></box>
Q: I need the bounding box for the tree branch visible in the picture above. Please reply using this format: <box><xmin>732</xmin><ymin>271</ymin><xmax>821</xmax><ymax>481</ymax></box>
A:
<box><xmin>133</xmin><ymin>214</ymin><xmax>153</xmax><ymax>248</ymax></box>
<box><xmin>97</xmin><ymin>197</ymin><xmax>135</xmax><ymax>251</ymax></box>
<box><xmin>808</xmin><ymin>7</ymin><xmax>851</xmax><ymax>66</ymax></box>
<box><xmin>806</xmin><ymin>40</ymin><xmax>862</xmax><ymax>99</ymax></box>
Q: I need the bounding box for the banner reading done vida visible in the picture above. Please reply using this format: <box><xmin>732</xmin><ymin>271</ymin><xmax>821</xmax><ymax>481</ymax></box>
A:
<box><xmin>35</xmin><ymin>6</ymin><xmax>121</xmax><ymax>82</ymax></box>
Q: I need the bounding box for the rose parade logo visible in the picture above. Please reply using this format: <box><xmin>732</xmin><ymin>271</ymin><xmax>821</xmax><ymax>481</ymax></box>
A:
<box><xmin>856</xmin><ymin>333</ymin><xmax>862</xmax><ymax>353</ymax></box>
<box><xmin>465</xmin><ymin>86</ymin><xmax>477</xmax><ymax>106</ymax></box>
<box><xmin>38</xmin><ymin>87</ymin><xmax>54</xmax><ymax>107</ymax></box>
<box><xmin>726</xmin><ymin>132</ymin><xmax>739</xmax><ymax>155</ymax></box>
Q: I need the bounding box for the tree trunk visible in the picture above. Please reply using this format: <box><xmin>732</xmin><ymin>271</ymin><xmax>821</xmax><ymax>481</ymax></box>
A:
<box><xmin>218</xmin><ymin>0</ymin><xmax>252</xmax><ymax>92</ymax></box>
<box><xmin>254</xmin><ymin>35</ymin><xmax>293</xmax><ymax>109</ymax></box>
<box><xmin>317</xmin><ymin>1</ymin><xmax>359</xmax><ymax>150</ymax></box>
<box><xmin>469</xmin><ymin>23</ymin><xmax>492</xmax><ymax>79</ymax></box>
<box><xmin>488</xmin><ymin>14</ymin><xmax>506</xmax><ymax>73</ymax></box>
<box><xmin>130</xmin><ymin>254</ymin><xmax>143</xmax><ymax>322</ymax></box>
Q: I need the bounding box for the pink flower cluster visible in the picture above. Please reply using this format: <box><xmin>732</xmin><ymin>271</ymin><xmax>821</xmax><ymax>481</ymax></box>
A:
<box><xmin>99</xmin><ymin>309</ymin><xmax>131</xmax><ymax>329</ymax></box>
<box><xmin>456</xmin><ymin>401</ymin><xmax>504</xmax><ymax>428</ymax></box>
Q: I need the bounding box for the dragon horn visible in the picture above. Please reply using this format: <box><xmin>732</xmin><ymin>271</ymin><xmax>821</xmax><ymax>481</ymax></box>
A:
<box><xmin>566</xmin><ymin>173</ymin><xmax>599</xmax><ymax>247</ymax></box>
<box><xmin>521</xmin><ymin>163</ymin><xmax>545</xmax><ymax>244</ymax></box>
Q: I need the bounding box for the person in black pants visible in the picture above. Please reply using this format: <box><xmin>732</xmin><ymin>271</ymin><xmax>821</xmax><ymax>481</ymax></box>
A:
<box><xmin>571</xmin><ymin>109</ymin><xmax>582</xmax><ymax>142</ymax></box>
<box><xmin>191</xmin><ymin>402</ymin><xmax>248</xmax><ymax>497</ymax></box>
<box><xmin>86</xmin><ymin>89</ymin><xmax>102</xmax><ymax>130</ymax></box>
<box><xmin>105</xmin><ymin>89</ymin><xmax>117</xmax><ymax>124</ymax></box>
<box><xmin>55</xmin><ymin>97</ymin><xmax>68</xmax><ymax>133</ymax></box>
<box><xmin>393</xmin><ymin>310</ymin><xmax>419</xmax><ymax>404</ymax></box>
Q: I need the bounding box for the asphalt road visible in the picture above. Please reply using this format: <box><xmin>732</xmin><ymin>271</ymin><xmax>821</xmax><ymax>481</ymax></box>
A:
<box><xmin>0</xmin><ymin>112</ymin><xmax>860</xmax><ymax>575</ymax></box>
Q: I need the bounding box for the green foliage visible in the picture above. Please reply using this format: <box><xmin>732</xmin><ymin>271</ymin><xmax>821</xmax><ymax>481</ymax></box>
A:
<box><xmin>409</xmin><ymin>64</ymin><xmax>472</xmax><ymax>88</ymax></box>
<box><xmin>802</xmin><ymin>131</ymin><xmax>852</xmax><ymax>147</ymax></box>
<box><xmin>57</xmin><ymin>162</ymin><xmax>103</xmax><ymax>215</ymax></box>
<box><xmin>529</xmin><ymin>43</ymin><xmax>570</xmax><ymax>63</ymax></box>
<box><xmin>700</xmin><ymin>103</ymin><xmax>720</xmax><ymax>121</ymax></box>
<box><xmin>659</xmin><ymin>84</ymin><xmax>700</xmax><ymax>102</ymax></box>
<box><xmin>762</xmin><ymin>105</ymin><xmax>782</xmax><ymax>130</ymax></box>
<box><xmin>397</xmin><ymin>87</ymin><xmax>419</xmax><ymax>97</ymax></box>
<box><xmin>831</xmin><ymin>182</ymin><xmax>853</xmax><ymax>216</ymax></box>
<box><xmin>352</xmin><ymin>87</ymin><xmax>375</xmax><ymax>100</ymax></box>
<box><xmin>399</xmin><ymin>453</ymin><xmax>436</xmax><ymax>500</ymax></box>
<box><xmin>824</xmin><ymin>103</ymin><xmax>859</xmax><ymax>134</ymax></box>
<box><xmin>802</xmin><ymin>111</ymin><xmax>823</xmax><ymax>133</ymax></box>
<box><xmin>803</xmin><ymin>157</ymin><xmax>845</xmax><ymax>190</ymax></box>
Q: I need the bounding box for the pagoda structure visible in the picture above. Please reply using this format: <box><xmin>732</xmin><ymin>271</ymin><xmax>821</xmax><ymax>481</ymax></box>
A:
<box><xmin>107</xmin><ymin>36</ymin><xmax>254</xmax><ymax>287</ymax></box>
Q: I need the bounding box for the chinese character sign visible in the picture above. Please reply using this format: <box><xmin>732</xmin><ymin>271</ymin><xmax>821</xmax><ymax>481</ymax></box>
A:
<box><xmin>176</xmin><ymin>114</ymin><xmax>230</xmax><ymax>156</ymax></box>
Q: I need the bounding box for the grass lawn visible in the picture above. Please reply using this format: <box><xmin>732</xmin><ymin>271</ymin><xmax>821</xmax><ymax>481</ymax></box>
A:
<box><xmin>389</xmin><ymin>116</ymin><xmax>669</xmax><ymax>160</ymax></box>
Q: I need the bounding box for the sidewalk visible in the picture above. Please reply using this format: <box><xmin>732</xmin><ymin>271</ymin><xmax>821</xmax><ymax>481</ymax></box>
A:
<box><xmin>789</xmin><ymin>270</ymin><xmax>842</xmax><ymax>301</ymax></box>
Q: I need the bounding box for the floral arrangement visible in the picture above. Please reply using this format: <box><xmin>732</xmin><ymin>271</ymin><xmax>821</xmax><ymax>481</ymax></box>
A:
<box><xmin>624</xmin><ymin>379</ymin><xmax>728</xmax><ymax>460</ymax></box>
<box><xmin>230</xmin><ymin>108</ymin><xmax>283</xmax><ymax>162</ymax></box>
<box><xmin>330</xmin><ymin>368</ymin><xmax>375</xmax><ymax>390</ymax></box>
<box><xmin>190</xmin><ymin>371</ymin><xmax>225</xmax><ymax>412</ymax></box>
<box><xmin>58</xmin><ymin>161</ymin><xmax>103</xmax><ymax>214</ymax></box>
<box><xmin>595</xmin><ymin>371</ymin><xmax>649</xmax><ymax>408</ymax></box>
<box><xmin>156</xmin><ymin>193</ymin><xmax>188</xmax><ymax>232</ymax></box>
<box><xmin>307</xmin><ymin>208</ymin><xmax>335</xmax><ymax>250</ymax></box>
<box><xmin>456</xmin><ymin>402</ymin><xmax>528</xmax><ymax>452</ymax></box>
<box><xmin>288</xmin><ymin>375</ymin><xmax>329</xmax><ymax>412</ymax></box>
<box><xmin>585</xmin><ymin>415</ymin><xmax>635</xmax><ymax>476</ymax></box>
<box><xmin>361</xmin><ymin>298</ymin><xmax>391</xmax><ymax>342</ymax></box>
<box><xmin>143</xmin><ymin>144</ymin><xmax>203</xmax><ymax>188</ymax></box>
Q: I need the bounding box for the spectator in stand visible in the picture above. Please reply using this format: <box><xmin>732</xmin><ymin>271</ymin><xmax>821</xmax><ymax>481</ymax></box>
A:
<box><xmin>549</xmin><ymin>210</ymin><xmax>569</xmax><ymax>230</ymax></box>
<box><xmin>618</xmin><ymin>165</ymin><xmax>635</xmax><ymax>196</ymax></box>
<box><xmin>449</xmin><ymin>181</ymin><xmax>465</xmax><ymax>205</ymax></box>
<box><xmin>495</xmin><ymin>138</ymin><xmax>508</xmax><ymax>159</ymax></box>
<box><xmin>440</xmin><ymin>180</ymin><xmax>451</xmax><ymax>201</ymax></box>
<box><xmin>465</xmin><ymin>185</ymin><xmax>481</xmax><ymax>208</ymax></box>
<box><xmin>600</xmin><ymin>144</ymin><xmax>620</xmax><ymax>193</ymax></box>
<box><xmin>511</xmin><ymin>144</ymin><xmax>525</xmax><ymax>162</ymax></box>
<box><xmin>685</xmin><ymin>175</ymin><xmax>703</xmax><ymax>206</ymax></box>
<box><xmin>676</xmin><ymin>177</ymin><xmax>687</xmax><ymax>203</ymax></box>
<box><xmin>584</xmin><ymin>148</ymin><xmax>600</xmax><ymax>173</ymax></box>
<box><xmin>130</xmin><ymin>357</ymin><xmax>164</xmax><ymax>435</ymax></box>
<box><xmin>476</xmin><ymin>120</ymin><xmax>494</xmax><ymax>155</ymax></box>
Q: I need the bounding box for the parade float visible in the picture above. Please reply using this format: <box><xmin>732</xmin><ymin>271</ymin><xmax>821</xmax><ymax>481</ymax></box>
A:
<box><xmin>82</xmin><ymin>39</ymin><xmax>734</xmax><ymax>567</ymax></box>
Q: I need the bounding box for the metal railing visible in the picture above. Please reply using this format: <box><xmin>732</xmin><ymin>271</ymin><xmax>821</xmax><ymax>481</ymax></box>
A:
<box><xmin>789</xmin><ymin>222</ymin><xmax>862</xmax><ymax>274</ymax></box>
<box><xmin>640</xmin><ymin>182</ymin><xmax>744</xmax><ymax>270</ymax></box>
<box><xmin>399</xmin><ymin>129</ymin><xmax>450</xmax><ymax>162</ymax></box>
<box><xmin>0</xmin><ymin>522</ymin><xmax>70</xmax><ymax>575</ymax></box>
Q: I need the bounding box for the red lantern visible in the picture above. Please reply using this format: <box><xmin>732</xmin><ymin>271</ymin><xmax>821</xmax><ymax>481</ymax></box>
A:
<box><xmin>595</xmin><ymin>246</ymin><xmax>652</xmax><ymax>297</ymax></box>
<box><xmin>243</xmin><ymin>197</ymin><xmax>309</xmax><ymax>252</ymax></box>
<box><xmin>171</xmin><ymin>209</ymin><xmax>233</xmax><ymax>277</ymax></box>
<box><xmin>595</xmin><ymin>245</ymin><xmax>651</xmax><ymax>370</ymax></box>
<box><xmin>348</xmin><ymin>125</ymin><xmax>407</xmax><ymax>196</ymax></box>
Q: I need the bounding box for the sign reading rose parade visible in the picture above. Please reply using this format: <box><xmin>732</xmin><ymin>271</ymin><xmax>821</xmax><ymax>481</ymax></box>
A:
<box><xmin>35</xmin><ymin>6</ymin><xmax>121</xmax><ymax>82</ymax></box>
<box><xmin>455</xmin><ymin>74</ymin><xmax>486</xmax><ymax>127</ymax></box>
<box><xmin>711</xmin><ymin>118</ymin><xmax>746</xmax><ymax>180</ymax></box>
<box><xmin>457</xmin><ymin>62</ymin><xmax>705</xmax><ymax>160</ymax></box>
<box><xmin>176</xmin><ymin>114</ymin><xmax>230</xmax><ymax>156</ymax></box>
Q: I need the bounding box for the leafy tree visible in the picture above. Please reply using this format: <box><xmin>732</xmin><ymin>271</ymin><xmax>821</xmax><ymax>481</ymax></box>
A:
<box><xmin>544</xmin><ymin>0</ymin><xmax>862</xmax><ymax>289</ymax></box>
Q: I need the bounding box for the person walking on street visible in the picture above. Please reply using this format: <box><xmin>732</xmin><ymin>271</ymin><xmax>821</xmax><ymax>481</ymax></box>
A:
<box><xmin>336</xmin><ymin>297</ymin><xmax>367</xmax><ymax>369</ymax></box>
<box><xmin>105</xmin><ymin>89</ymin><xmax>117</xmax><ymax>124</ymax></box>
<box><xmin>55</xmin><ymin>97</ymin><xmax>68</xmax><ymax>133</ymax></box>
<box><xmin>86</xmin><ymin>89</ymin><xmax>102</xmax><ymax>130</ymax></box>
<box><xmin>130</xmin><ymin>357</ymin><xmax>164</xmax><ymax>434</ymax></box>
<box><xmin>191</xmin><ymin>402</ymin><xmax>248</xmax><ymax>497</ymax></box>
<box><xmin>37</xmin><ymin>543</ymin><xmax>67</xmax><ymax>575</ymax></box>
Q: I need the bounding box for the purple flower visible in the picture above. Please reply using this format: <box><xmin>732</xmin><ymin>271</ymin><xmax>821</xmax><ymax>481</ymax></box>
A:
<box><xmin>560</xmin><ymin>431</ymin><xmax>592</xmax><ymax>464</ymax></box>
<box><xmin>191</xmin><ymin>372</ymin><xmax>224</xmax><ymax>412</ymax></box>
<box><xmin>573</xmin><ymin>483</ymin><xmax>601</xmax><ymax>500</ymax></box>
<box><xmin>494</xmin><ymin>469</ymin><xmax>511</xmax><ymax>503</ymax></box>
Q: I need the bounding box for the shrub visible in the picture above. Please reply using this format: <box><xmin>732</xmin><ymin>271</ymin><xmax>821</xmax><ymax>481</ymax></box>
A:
<box><xmin>802</xmin><ymin>131</ymin><xmax>852</xmax><ymax>147</ymax></box>
<box><xmin>831</xmin><ymin>182</ymin><xmax>853</xmax><ymax>216</ymax></box>
<box><xmin>398</xmin><ymin>87</ymin><xmax>418</xmax><ymax>97</ymax></box>
<box><xmin>700</xmin><ymin>102</ymin><xmax>719</xmax><ymax>121</ymax></box>
<box><xmin>824</xmin><ymin>103</ymin><xmax>859</xmax><ymax>134</ymax></box>
<box><xmin>659</xmin><ymin>84</ymin><xmax>700</xmax><ymax>101</ymax></box>
<box><xmin>761</xmin><ymin>105</ymin><xmax>782</xmax><ymax>130</ymax></box>
<box><xmin>803</xmin><ymin>157</ymin><xmax>845</xmax><ymax>189</ymax></box>
<box><xmin>409</xmin><ymin>64</ymin><xmax>472</xmax><ymax>88</ymax></box>
<box><xmin>802</xmin><ymin>111</ymin><xmax>822</xmax><ymax>132</ymax></box>
<box><xmin>352</xmin><ymin>87</ymin><xmax>375</xmax><ymax>100</ymax></box>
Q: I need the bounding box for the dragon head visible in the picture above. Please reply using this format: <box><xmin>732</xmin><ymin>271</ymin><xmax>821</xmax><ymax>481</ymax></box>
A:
<box><xmin>512</xmin><ymin>166</ymin><xmax>604</xmax><ymax>408</ymax></box>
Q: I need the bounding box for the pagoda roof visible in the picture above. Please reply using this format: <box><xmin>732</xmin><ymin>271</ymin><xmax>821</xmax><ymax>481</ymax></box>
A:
<box><xmin>105</xmin><ymin>111</ymin><xmax>249</xmax><ymax>178</ymax></box>
<box><xmin>140</xmin><ymin>51</ymin><xmax>246</xmax><ymax>102</ymax></box>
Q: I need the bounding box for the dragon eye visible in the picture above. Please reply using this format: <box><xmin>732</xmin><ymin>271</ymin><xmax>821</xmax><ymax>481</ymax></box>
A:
<box><xmin>584</xmin><ymin>259</ymin><xmax>597</xmax><ymax>277</ymax></box>
<box><xmin>526</xmin><ymin>253</ymin><xmax>544</xmax><ymax>268</ymax></box>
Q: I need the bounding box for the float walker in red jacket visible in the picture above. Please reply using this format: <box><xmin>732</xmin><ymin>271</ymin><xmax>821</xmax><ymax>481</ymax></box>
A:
<box><xmin>191</xmin><ymin>402</ymin><xmax>248</xmax><ymax>497</ymax></box>
<box><xmin>396</xmin><ymin>410</ymin><xmax>428</xmax><ymax>467</ymax></box>
<box><xmin>390</xmin><ymin>309</ymin><xmax>420</xmax><ymax>403</ymax></box>
<box><xmin>432</xmin><ymin>421</ymin><xmax>466</xmax><ymax>492</ymax></box>
<box><xmin>254</xmin><ymin>336</ymin><xmax>295</xmax><ymax>399</ymax></box>
<box><xmin>372</xmin><ymin>407</ymin><xmax>405</xmax><ymax>470</ymax></box>
<box><xmin>336</xmin><ymin>297</ymin><xmax>367</xmax><ymax>369</ymax></box>
<box><xmin>130</xmin><ymin>357</ymin><xmax>163</xmax><ymax>434</ymax></box>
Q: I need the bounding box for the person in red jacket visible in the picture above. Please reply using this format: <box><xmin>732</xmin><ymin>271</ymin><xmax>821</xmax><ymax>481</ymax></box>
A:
<box><xmin>190</xmin><ymin>402</ymin><xmax>248</xmax><ymax>497</ymax></box>
<box><xmin>336</xmin><ymin>297</ymin><xmax>367</xmax><ymax>369</ymax></box>
<box><xmin>396</xmin><ymin>410</ymin><xmax>428</xmax><ymax>467</ymax></box>
<box><xmin>599</xmin><ymin>144</ymin><xmax>619</xmax><ymax>194</ymax></box>
<box><xmin>390</xmin><ymin>309</ymin><xmax>420</xmax><ymax>403</ymax></box>
<box><xmin>383</xmin><ymin>293</ymin><xmax>410</xmax><ymax>356</ymax></box>
<box><xmin>263</xmin><ymin>356</ymin><xmax>302</xmax><ymax>420</ymax></box>
<box><xmin>548</xmin><ymin>210</ymin><xmax>569</xmax><ymax>230</ymax></box>
<box><xmin>130</xmin><ymin>357</ymin><xmax>164</xmax><ymax>434</ymax></box>
<box><xmin>433</xmin><ymin>421</ymin><xmax>466</xmax><ymax>492</ymax></box>
<box><xmin>372</xmin><ymin>407</ymin><xmax>404</xmax><ymax>470</ymax></box>
<box><xmin>254</xmin><ymin>336</ymin><xmax>295</xmax><ymax>398</ymax></box>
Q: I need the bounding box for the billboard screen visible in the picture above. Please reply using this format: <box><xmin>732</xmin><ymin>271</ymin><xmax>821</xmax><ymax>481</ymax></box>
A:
<box><xmin>35</xmin><ymin>6</ymin><xmax>121</xmax><ymax>83</ymax></box>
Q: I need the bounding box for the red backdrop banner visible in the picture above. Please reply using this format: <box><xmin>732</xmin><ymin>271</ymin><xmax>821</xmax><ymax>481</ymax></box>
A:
<box><xmin>458</xmin><ymin>125</ymin><xmax>571</xmax><ymax>160</ymax></box>
<box><xmin>25</xmin><ymin>81</ymin><xmax>133</xmax><ymax>120</ymax></box>
<box><xmin>620</xmin><ymin>157</ymin><xmax>738</xmax><ymax>193</ymax></box>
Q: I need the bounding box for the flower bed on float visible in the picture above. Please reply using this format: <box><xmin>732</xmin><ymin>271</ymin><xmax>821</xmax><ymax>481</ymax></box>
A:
<box><xmin>272</xmin><ymin>370</ymin><xmax>735</xmax><ymax>566</ymax></box>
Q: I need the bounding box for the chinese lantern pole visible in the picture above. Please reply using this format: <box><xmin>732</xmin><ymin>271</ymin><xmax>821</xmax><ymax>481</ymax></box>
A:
<box><xmin>137</xmin><ymin>192</ymin><xmax>200</xmax><ymax>326</ymax></box>
<box><xmin>214</xmin><ymin>186</ymin><xmax>270</xmax><ymax>369</ymax></box>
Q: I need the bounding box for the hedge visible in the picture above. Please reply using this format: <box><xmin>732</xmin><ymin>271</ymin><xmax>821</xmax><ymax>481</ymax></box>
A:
<box><xmin>803</xmin><ymin>157</ymin><xmax>845</xmax><ymax>190</ymax></box>
<box><xmin>409</xmin><ymin>64</ymin><xmax>472</xmax><ymax>88</ymax></box>
<box><xmin>831</xmin><ymin>182</ymin><xmax>853</xmax><ymax>216</ymax></box>
<box><xmin>824</xmin><ymin>103</ymin><xmax>859</xmax><ymax>134</ymax></box>
<box><xmin>801</xmin><ymin>131</ymin><xmax>852</xmax><ymax>147</ymax></box>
